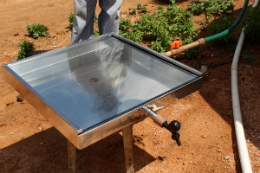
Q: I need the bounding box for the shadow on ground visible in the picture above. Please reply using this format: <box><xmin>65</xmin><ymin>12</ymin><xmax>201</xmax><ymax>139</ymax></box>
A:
<box><xmin>0</xmin><ymin>127</ymin><xmax>155</xmax><ymax>173</ymax></box>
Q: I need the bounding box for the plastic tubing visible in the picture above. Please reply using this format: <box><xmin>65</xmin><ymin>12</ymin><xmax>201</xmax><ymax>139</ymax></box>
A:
<box><xmin>231</xmin><ymin>28</ymin><xmax>252</xmax><ymax>173</ymax></box>
<box><xmin>231</xmin><ymin>0</ymin><xmax>258</xmax><ymax>172</ymax></box>
<box><xmin>162</xmin><ymin>38</ymin><xmax>205</xmax><ymax>57</ymax></box>
<box><xmin>204</xmin><ymin>0</ymin><xmax>249</xmax><ymax>42</ymax></box>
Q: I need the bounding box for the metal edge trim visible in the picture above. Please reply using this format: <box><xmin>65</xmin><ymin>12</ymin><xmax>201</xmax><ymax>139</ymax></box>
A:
<box><xmin>111</xmin><ymin>34</ymin><xmax>203</xmax><ymax>76</ymax></box>
<box><xmin>2</xmin><ymin>65</ymin><xmax>82</xmax><ymax>135</ymax></box>
<box><xmin>78</xmin><ymin>109</ymin><xmax>147</xmax><ymax>150</ymax></box>
<box><xmin>78</xmin><ymin>77</ymin><xmax>202</xmax><ymax>149</ymax></box>
<box><xmin>5</xmin><ymin>34</ymin><xmax>114</xmax><ymax>67</ymax></box>
<box><xmin>142</xmin><ymin>77</ymin><xmax>203</xmax><ymax>113</ymax></box>
<box><xmin>80</xmin><ymin>74</ymin><xmax>202</xmax><ymax>134</ymax></box>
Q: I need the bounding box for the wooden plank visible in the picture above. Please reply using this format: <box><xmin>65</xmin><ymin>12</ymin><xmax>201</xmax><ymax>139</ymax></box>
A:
<box><xmin>67</xmin><ymin>140</ymin><xmax>76</xmax><ymax>173</ymax></box>
<box><xmin>122</xmin><ymin>125</ymin><xmax>134</xmax><ymax>173</ymax></box>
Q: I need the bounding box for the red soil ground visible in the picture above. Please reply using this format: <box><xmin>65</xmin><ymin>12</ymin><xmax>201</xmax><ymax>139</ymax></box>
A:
<box><xmin>0</xmin><ymin>0</ymin><xmax>260</xmax><ymax>172</ymax></box>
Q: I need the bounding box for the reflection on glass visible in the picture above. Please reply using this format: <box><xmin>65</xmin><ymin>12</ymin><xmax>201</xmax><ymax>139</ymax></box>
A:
<box><xmin>8</xmin><ymin>36</ymin><xmax>196</xmax><ymax>131</ymax></box>
<box><xmin>69</xmin><ymin>38</ymin><xmax>132</xmax><ymax>120</ymax></box>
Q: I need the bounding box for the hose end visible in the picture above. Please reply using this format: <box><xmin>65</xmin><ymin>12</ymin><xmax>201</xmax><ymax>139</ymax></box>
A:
<box><xmin>197</xmin><ymin>38</ymin><xmax>206</xmax><ymax>45</ymax></box>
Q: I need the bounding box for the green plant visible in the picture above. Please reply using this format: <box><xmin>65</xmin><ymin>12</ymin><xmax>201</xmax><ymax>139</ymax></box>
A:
<box><xmin>93</xmin><ymin>30</ymin><xmax>99</xmax><ymax>37</ymax></box>
<box><xmin>168</xmin><ymin>0</ymin><xmax>185</xmax><ymax>4</ymax></box>
<box><xmin>94</xmin><ymin>13</ymin><xmax>98</xmax><ymax>23</ymax></box>
<box><xmin>242</xmin><ymin>54</ymin><xmax>259</xmax><ymax>63</ymax></box>
<box><xmin>157</xmin><ymin>5</ymin><xmax>164</xmax><ymax>13</ymax></box>
<box><xmin>151</xmin><ymin>41</ymin><xmax>165</xmax><ymax>53</ymax></box>
<box><xmin>188</xmin><ymin>0</ymin><xmax>234</xmax><ymax>20</ymax></box>
<box><xmin>131</xmin><ymin>8</ymin><xmax>137</xmax><ymax>15</ymax></box>
<box><xmin>142</xmin><ymin>6</ymin><xmax>148</xmax><ymax>13</ymax></box>
<box><xmin>119</xmin><ymin>5</ymin><xmax>200</xmax><ymax>54</ymax></box>
<box><xmin>210</xmin><ymin>0</ymin><xmax>234</xmax><ymax>16</ymax></box>
<box><xmin>198</xmin><ymin>20</ymin><xmax>207</xmax><ymax>26</ymax></box>
<box><xmin>198</xmin><ymin>20</ymin><xmax>207</xmax><ymax>30</ymax></box>
<box><xmin>137</xmin><ymin>3</ymin><xmax>142</xmax><ymax>9</ymax></box>
<box><xmin>242</xmin><ymin>7</ymin><xmax>260</xmax><ymax>41</ymax></box>
<box><xmin>17</xmin><ymin>41</ymin><xmax>35</xmax><ymax>60</ymax></box>
<box><xmin>208</xmin><ymin>16</ymin><xmax>237</xmax><ymax>48</ymax></box>
<box><xmin>188</xmin><ymin>1</ymin><xmax>206</xmax><ymax>14</ymax></box>
<box><xmin>26</xmin><ymin>23</ymin><xmax>49</xmax><ymax>39</ymax></box>
<box><xmin>121</xmin><ymin>31</ymin><xmax>144</xmax><ymax>43</ymax></box>
<box><xmin>68</xmin><ymin>12</ymin><xmax>75</xmax><ymax>30</ymax></box>
<box><xmin>119</xmin><ymin>19</ymin><xmax>132</xmax><ymax>32</ymax></box>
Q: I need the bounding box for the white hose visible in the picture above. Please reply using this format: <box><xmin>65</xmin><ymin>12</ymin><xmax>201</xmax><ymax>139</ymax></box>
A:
<box><xmin>231</xmin><ymin>0</ymin><xmax>259</xmax><ymax>172</ymax></box>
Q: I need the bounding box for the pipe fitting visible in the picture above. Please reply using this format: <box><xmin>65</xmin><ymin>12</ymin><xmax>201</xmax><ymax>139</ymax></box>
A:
<box><xmin>142</xmin><ymin>106</ymin><xmax>182</xmax><ymax>146</ymax></box>
<box><xmin>142</xmin><ymin>106</ymin><xmax>166</xmax><ymax>127</ymax></box>
<box><xmin>162</xmin><ymin>38</ymin><xmax>206</xmax><ymax>57</ymax></box>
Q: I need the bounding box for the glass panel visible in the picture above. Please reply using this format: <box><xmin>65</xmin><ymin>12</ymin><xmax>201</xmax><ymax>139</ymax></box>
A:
<box><xmin>8</xmin><ymin>36</ymin><xmax>196</xmax><ymax>131</ymax></box>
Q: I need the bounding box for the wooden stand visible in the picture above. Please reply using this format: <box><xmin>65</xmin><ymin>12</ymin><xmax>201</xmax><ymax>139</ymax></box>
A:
<box><xmin>67</xmin><ymin>140</ymin><xmax>76</xmax><ymax>173</ymax></box>
<box><xmin>67</xmin><ymin>125</ymin><xmax>135</xmax><ymax>173</ymax></box>
<box><xmin>122</xmin><ymin>125</ymin><xmax>135</xmax><ymax>173</ymax></box>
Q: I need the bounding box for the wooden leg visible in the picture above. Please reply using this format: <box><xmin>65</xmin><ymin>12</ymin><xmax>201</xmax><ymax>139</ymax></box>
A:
<box><xmin>122</xmin><ymin>125</ymin><xmax>134</xmax><ymax>173</ymax></box>
<box><xmin>67</xmin><ymin>140</ymin><xmax>76</xmax><ymax>173</ymax></box>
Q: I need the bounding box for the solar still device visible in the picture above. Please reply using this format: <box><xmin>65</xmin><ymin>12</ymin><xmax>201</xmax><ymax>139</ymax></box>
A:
<box><xmin>2</xmin><ymin>34</ymin><xmax>202</xmax><ymax>172</ymax></box>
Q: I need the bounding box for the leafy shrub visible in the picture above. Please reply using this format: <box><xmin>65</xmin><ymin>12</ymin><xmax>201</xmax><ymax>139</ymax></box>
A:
<box><xmin>198</xmin><ymin>20</ymin><xmax>207</xmax><ymax>30</ymax></box>
<box><xmin>119</xmin><ymin>19</ymin><xmax>132</xmax><ymax>32</ymax></box>
<box><xmin>26</xmin><ymin>23</ymin><xmax>49</xmax><ymax>39</ymax></box>
<box><xmin>157</xmin><ymin>5</ymin><xmax>164</xmax><ymax>13</ymax></box>
<box><xmin>120</xmin><ymin>5</ymin><xmax>200</xmax><ymax>54</ymax></box>
<box><xmin>142</xmin><ymin>6</ymin><xmax>148</xmax><ymax>13</ymax></box>
<box><xmin>209</xmin><ymin>0</ymin><xmax>234</xmax><ymax>16</ymax></box>
<box><xmin>69</xmin><ymin>12</ymin><xmax>75</xmax><ymax>29</ymax></box>
<box><xmin>122</xmin><ymin>32</ymin><xmax>144</xmax><ymax>43</ymax></box>
<box><xmin>131</xmin><ymin>8</ymin><xmax>137</xmax><ymax>15</ymax></box>
<box><xmin>188</xmin><ymin>0</ymin><xmax>234</xmax><ymax>20</ymax></box>
<box><xmin>93</xmin><ymin>30</ymin><xmax>99</xmax><ymax>37</ymax></box>
<box><xmin>17</xmin><ymin>41</ymin><xmax>35</xmax><ymax>60</ymax></box>
<box><xmin>198</xmin><ymin>20</ymin><xmax>207</xmax><ymax>26</ymax></box>
<box><xmin>167</xmin><ymin>0</ymin><xmax>185</xmax><ymax>4</ymax></box>
<box><xmin>188</xmin><ymin>1</ymin><xmax>206</xmax><ymax>14</ymax></box>
<box><xmin>208</xmin><ymin>16</ymin><xmax>237</xmax><ymax>48</ymax></box>
<box><xmin>242</xmin><ymin>7</ymin><xmax>260</xmax><ymax>41</ymax></box>
<box><xmin>151</xmin><ymin>41</ymin><xmax>164</xmax><ymax>53</ymax></box>
<box><xmin>137</xmin><ymin>3</ymin><xmax>142</xmax><ymax>9</ymax></box>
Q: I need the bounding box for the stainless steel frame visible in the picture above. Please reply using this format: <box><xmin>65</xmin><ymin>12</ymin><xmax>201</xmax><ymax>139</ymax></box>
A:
<box><xmin>2</xmin><ymin>34</ymin><xmax>202</xmax><ymax>150</ymax></box>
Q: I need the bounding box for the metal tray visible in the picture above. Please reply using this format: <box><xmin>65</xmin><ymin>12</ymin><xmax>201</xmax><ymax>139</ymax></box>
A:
<box><xmin>2</xmin><ymin>34</ymin><xmax>202</xmax><ymax>149</ymax></box>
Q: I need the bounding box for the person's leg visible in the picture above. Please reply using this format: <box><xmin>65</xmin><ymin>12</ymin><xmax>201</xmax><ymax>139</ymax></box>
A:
<box><xmin>98</xmin><ymin>0</ymin><xmax>122</xmax><ymax>35</ymax></box>
<box><xmin>71</xmin><ymin>0</ymin><xmax>97</xmax><ymax>44</ymax></box>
